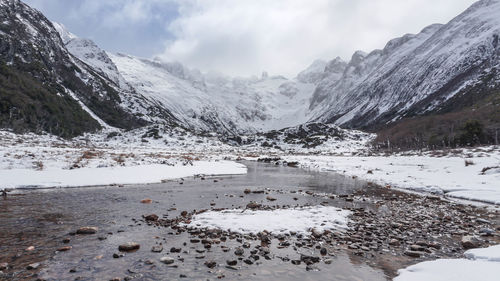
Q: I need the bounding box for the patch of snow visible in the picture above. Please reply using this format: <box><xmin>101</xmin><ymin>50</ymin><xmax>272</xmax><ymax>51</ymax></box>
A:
<box><xmin>187</xmin><ymin>206</ymin><xmax>350</xmax><ymax>234</ymax></box>
<box><xmin>465</xmin><ymin>244</ymin><xmax>500</xmax><ymax>262</ymax></box>
<box><xmin>65</xmin><ymin>89</ymin><xmax>114</xmax><ymax>130</ymax></box>
<box><xmin>0</xmin><ymin>161</ymin><xmax>246</xmax><ymax>189</ymax></box>
<box><xmin>395</xmin><ymin>244</ymin><xmax>500</xmax><ymax>281</ymax></box>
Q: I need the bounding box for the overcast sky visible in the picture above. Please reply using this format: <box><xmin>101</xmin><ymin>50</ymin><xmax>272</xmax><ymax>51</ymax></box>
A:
<box><xmin>23</xmin><ymin>0</ymin><xmax>478</xmax><ymax>77</ymax></box>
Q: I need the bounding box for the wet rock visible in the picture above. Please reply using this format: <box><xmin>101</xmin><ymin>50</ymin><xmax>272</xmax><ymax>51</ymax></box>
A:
<box><xmin>181</xmin><ymin>211</ymin><xmax>188</xmax><ymax>217</ymax></box>
<box><xmin>324</xmin><ymin>259</ymin><xmax>333</xmax><ymax>264</ymax></box>
<box><xmin>404</xmin><ymin>251</ymin><xmax>422</xmax><ymax>258</ymax></box>
<box><xmin>244</xmin><ymin>189</ymin><xmax>251</xmax><ymax>194</ymax></box>
<box><xmin>246</xmin><ymin>202</ymin><xmax>261</xmax><ymax>209</ymax></box>
<box><xmin>77</xmin><ymin>227</ymin><xmax>98</xmax><ymax>235</ymax></box>
<box><xmin>311</xmin><ymin>228</ymin><xmax>323</xmax><ymax>238</ymax></box>
<box><xmin>113</xmin><ymin>253</ymin><xmax>124</xmax><ymax>258</ymax></box>
<box><xmin>291</xmin><ymin>260</ymin><xmax>301</xmax><ymax>265</ymax></box>
<box><xmin>170</xmin><ymin>247</ymin><xmax>182</xmax><ymax>253</ymax></box>
<box><xmin>243</xmin><ymin>242</ymin><xmax>251</xmax><ymax>248</ymax></box>
<box><xmin>320</xmin><ymin>248</ymin><xmax>327</xmax><ymax>255</ymax></box>
<box><xmin>226</xmin><ymin>260</ymin><xmax>237</xmax><ymax>266</ymax></box>
<box><xmin>476</xmin><ymin>218</ymin><xmax>491</xmax><ymax>224</ymax></box>
<box><xmin>144</xmin><ymin>214</ymin><xmax>159</xmax><ymax>222</ymax></box>
<box><xmin>63</xmin><ymin>238</ymin><xmax>71</xmax><ymax>244</ymax></box>
<box><xmin>57</xmin><ymin>246</ymin><xmax>72</xmax><ymax>252</ymax></box>
<box><xmin>461</xmin><ymin>236</ymin><xmax>482</xmax><ymax>249</ymax></box>
<box><xmin>479</xmin><ymin>228</ymin><xmax>495</xmax><ymax>236</ymax></box>
<box><xmin>140</xmin><ymin>198</ymin><xmax>153</xmax><ymax>204</ymax></box>
<box><xmin>119</xmin><ymin>242</ymin><xmax>140</xmax><ymax>252</ymax></box>
<box><xmin>300</xmin><ymin>254</ymin><xmax>320</xmax><ymax>265</ymax></box>
<box><xmin>388</xmin><ymin>239</ymin><xmax>400</xmax><ymax>246</ymax></box>
<box><xmin>190</xmin><ymin>239</ymin><xmax>200</xmax><ymax>243</ymax></box>
<box><xmin>306</xmin><ymin>265</ymin><xmax>319</xmax><ymax>271</ymax></box>
<box><xmin>151</xmin><ymin>245</ymin><xmax>163</xmax><ymax>253</ymax></box>
<box><xmin>234</xmin><ymin>247</ymin><xmax>244</xmax><ymax>256</ymax></box>
<box><xmin>204</xmin><ymin>261</ymin><xmax>217</xmax><ymax>268</ymax></box>
<box><xmin>243</xmin><ymin>259</ymin><xmax>254</xmax><ymax>265</ymax></box>
<box><xmin>160</xmin><ymin>257</ymin><xmax>175</xmax><ymax>265</ymax></box>
<box><xmin>410</xmin><ymin>245</ymin><xmax>425</xmax><ymax>252</ymax></box>
<box><xmin>266</xmin><ymin>196</ymin><xmax>277</xmax><ymax>201</ymax></box>
<box><xmin>26</xmin><ymin>263</ymin><xmax>40</xmax><ymax>270</ymax></box>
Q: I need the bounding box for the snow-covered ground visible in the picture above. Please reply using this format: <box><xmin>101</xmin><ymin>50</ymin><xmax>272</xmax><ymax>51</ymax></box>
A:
<box><xmin>187</xmin><ymin>206</ymin><xmax>350</xmax><ymax>235</ymax></box>
<box><xmin>283</xmin><ymin>147</ymin><xmax>500</xmax><ymax>204</ymax></box>
<box><xmin>0</xmin><ymin>130</ymin><xmax>246</xmax><ymax>189</ymax></box>
<box><xmin>1</xmin><ymin>161</ymin><xmax>246</xmax><ymax>189</ymax></box>
<box><xmin>395</xmin><ymin>245</ymin><xmax>500</xmax><ymax>281</ymax></box>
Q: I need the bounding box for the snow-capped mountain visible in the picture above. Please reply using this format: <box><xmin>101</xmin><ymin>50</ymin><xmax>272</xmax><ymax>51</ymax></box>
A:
<box><xmin>309</xmin><ymin>0</ymin><xmax>500</xmax><ymax>129</ymax></box>
<box><xmin>109</xmin><ymin>53</ymin><xmax>317</xmax><ymax>134</ymax></box>
<box><xmin>2</xmin><ymin>0</ymin><xmax>499</xmax><ymax>141</ymax></box>
<box><xmin>0</xmin><ymin>0</ymin><xmax>181</xmax><ymax>137</ymax></box>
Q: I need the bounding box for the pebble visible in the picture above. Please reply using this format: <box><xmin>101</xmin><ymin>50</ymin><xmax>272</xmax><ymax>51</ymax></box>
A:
<box><xmin>76</xmin><ymin>227</ymin><xmax>98</xmax><ymax>235</ymax></box>
<box><xmin>0</xmin><ymin>263</ymin><xmax>8</xmax><ymax>270</ymax></box>
<box><xmin>461</xmin><ymin>236</ymin><xmax>482</xmax><ymax>249</ymax></box>
<box><xmin>144</xmin><ymin>214</ymin><xmax>159</xmax><ymax>221</ymax></box>
<box><xmin>404</xmin><ymin>251</ymin><xmax>422</xmax><ymax>258</ymax></box>
<box><xmin>140</xmin><ymin>199</ymin><xmax>153</xmax><ymax>204</ymax></box>
<box><xmin>246</xmin><ymin>202</ymin><xmax>261</xmax><ymax>209</ymax></box>
<box><xmin>26</xmin><ymin>263</ymin><xmax>40</xmax><ymax>270</ymax></box>
<box><xmin>320</xmin><ymin>248</ymin><xmax>328</xmax><ymax>255</ymax></box>
<box><xmin>57</xmin><ymin>246</ymin><xmax>72</xmax><ymax>252</ymax></box>
<box><xmin>119</xmin><ymin>242</ymin><xmax>140</xmax><ymax>252</ymax></box>
<box><xmin>226</xmin><ymin>260</ymin><xmax>237</xmax><ymax>266</ymax></box>
<box><xmin>151</xmin><ymin>245</ymin><xmax>163</xmax><ymax>253</ymax></box>
<box><xmin>204</xmin><ymin>261</ymin><xmax>217</xmax><ymax>268</ymax></box>
<box><xmin>234</xmin><ymin>247</ymin><xmax>244</xmax><ymax>256</ymax></box>
<box><xmin>160</xmin><ymin>257</ymin><xmax>175</xmax><ymax>264</ymax></box>
<box><xmin>170</xmin><ymin>247</ymin><xmax>182</xmax><ymax>253</ymax></box>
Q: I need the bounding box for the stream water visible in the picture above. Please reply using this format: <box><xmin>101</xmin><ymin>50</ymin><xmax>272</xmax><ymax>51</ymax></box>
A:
<box><xmin>0</xmin><ymin>161</ymin><xmax>397</xmax><ymax>280</ymax></box>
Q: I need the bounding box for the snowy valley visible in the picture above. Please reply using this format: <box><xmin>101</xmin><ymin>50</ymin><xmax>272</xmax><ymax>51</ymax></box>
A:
<box><xmin>0</xmin><ymin>0</ymin><xmax>499</xmax><ymax>280</ymax></box>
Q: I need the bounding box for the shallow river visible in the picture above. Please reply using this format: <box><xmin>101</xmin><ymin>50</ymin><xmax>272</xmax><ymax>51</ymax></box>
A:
<box><xmin>0</xmin><ymin>161</ymin><xmax>398</xmax><ymax>280</ymax></box>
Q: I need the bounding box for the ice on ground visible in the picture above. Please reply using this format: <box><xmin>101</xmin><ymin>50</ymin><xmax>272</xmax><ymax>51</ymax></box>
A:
<box><xmin>1</xmin><ymin>161</ymin><xmax>247</xmax><ymax>189</ymax></box>
<box><xmin>187</xmin><ymin>206</ymin><xmax>350</xmax><ymax>234</ymax></box>
<box><xmin>284</xmin><ymin>148</ymin><xmax>500</xmax><ymax>204</ymax></box>
<box><xmin>395</xmin><ymin>245</ymin><xmax>500</xmax><ymax>281</ymax></box>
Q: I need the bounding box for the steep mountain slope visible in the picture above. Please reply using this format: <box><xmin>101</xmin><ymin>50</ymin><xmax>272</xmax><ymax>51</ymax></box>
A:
<box><xmin>110</xmin><ymin>53</ymin><xmax>317</xmax><ymax>134</ymax></box>
<box><xmin>51</xmin><ymin>22</ymin><xmax>178</xmax><ymax>128</ymax></box>
<box><xmin>0</xmin><ymin>0</ymin><xmax>154</xmax><ymax>137</ymax></box>
<box><xmin>310</xmin><ymin>0</ymin><xmax>500</xmax><ymax>130</ymax></box>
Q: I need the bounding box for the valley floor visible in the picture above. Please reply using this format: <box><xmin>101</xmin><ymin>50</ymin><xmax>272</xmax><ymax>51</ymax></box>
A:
<box><xmin>1</xmin><ymin>129</ymin><xmax>499</xmax><ymax>280</ymax></box>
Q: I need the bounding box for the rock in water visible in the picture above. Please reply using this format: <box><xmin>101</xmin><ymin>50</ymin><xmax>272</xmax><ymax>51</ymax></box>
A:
<box><xmin>77</xmin><ymin>227</ymin><xmax>98</xmax><ymax>234</ymax></box>
<box><xmin>118</xmin><ymin>242</ymin><xmax>140</xmax><ymax>252</ymax></box>
<box><xmin>57</xmin><ymin>246</ymin><xmax>72</xmax><ymax>252</ymax></box>
<box><xmin>151</xmin><ymin>245</ymin><xmax>163</xmax><ymax>253</ymax></box>
<box><xmin>144</xmin><ymin>214</ymin><xmax>159</xmax><ymax>221</ymax></box>
<box><xmin>205</xmin><ymin>261</ymin><xmax>217</xmax><ymax>268</ymax></box>
<box><xmin>234</xmin><ymin>247</ymin><xmax>244</xmax><ymax>256</ymax></box>
<box><xmin>160</xmin><ymin>257</ymin><xmax>175</xmax><ymax>264</ymax></box>
<box><xmin>26</xmin><ymin>263</ymin><xmax>40</xmax><ymax>270</ymax></box>
<box><xmin>246</xmin><ymin>202</ymin><xmax>261</xmax><ymax>209</ymax></box>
